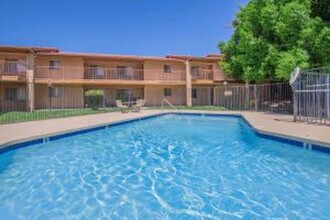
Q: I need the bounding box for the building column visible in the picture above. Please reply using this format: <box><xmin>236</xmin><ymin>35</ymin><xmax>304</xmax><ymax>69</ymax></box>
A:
<box><xmin>26</xmin><ymin>53</ymin><xmax>35</xmax><ymax>112</ymax></box>
<box><xmin>27</xmin><ymin>70</ymin><xmax>35</xmax><ymax>112</ymax></box>
<box><xmin>185</xmin><ymin>60</ymin><xmax>192</xmax><ymax>107</ymax></box>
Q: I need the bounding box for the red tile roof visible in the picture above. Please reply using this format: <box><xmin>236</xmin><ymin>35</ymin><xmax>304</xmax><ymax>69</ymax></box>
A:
<box><xmin>0</xmin><ymin>45</ymin><xmax>223</xmax><ymax>62</ymax></box>
<box><xmin>0</xmin><ymin>45</ymin><xmax>59</xmax><ymax>53</ymax></box>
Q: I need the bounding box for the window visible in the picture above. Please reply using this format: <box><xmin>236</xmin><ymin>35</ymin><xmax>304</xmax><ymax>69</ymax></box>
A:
<box><xmin>4</xmin><ymin>60</ymin><xmax>18</xmax><ymax>73</ymax></box>
<box><xmin>50</xmin><ymin>87</ymin><xmax>61</xmax><ymax>97</ymax></box>
<box><xmin>89</xmin><ymin>65</ymin><xmax>105</xmax><ymax>77</ymax></box>
<box><xmin>191</xmin><ymin>66</ymin><xmax>200</xmax><ymax>77</ymax></box>
<box><xmin>117</xmin><ymin>66</ymin><xmax>133</xmax><ymax>78</ymax></box>
<box><xmin>17</xmin><ymin>87</ymin><xmax>27</xmax><ymax>100</ymax></box>
<box><xmin>164</xmin><ymin>88</ymin><xmax>172</xmax><ymax>97</ymax></box>
<box><xmin>192</xmin><ymin>88</ymin><xmax>198</xmax><ymax>99</ymax></box>
<box><xmin>5</xmin><ymin>88</ymin><xmax>17</xmax><ymax>101</ymax></box>
<box><xmin>96</xmin><ymin>67</ymin><xmax>105</xmax><ymax>76</ymax></box>
<box><xmin>163</xmin><ymin>65</ymin><xmax>172</xmax><ymax>73</ymax></box>
<box><xmin>49</xmin><ymin>60</ymin><xmax>60</xmax><ymax>70</ymax></box>
<box><xmin>116</xmin><ymin>89</ymin><xmax>133</xmax><ymax>102</ymax></box>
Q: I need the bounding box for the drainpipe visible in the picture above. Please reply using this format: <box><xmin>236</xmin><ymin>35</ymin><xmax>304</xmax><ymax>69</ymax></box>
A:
<box><xmin>185</xmin><ymin>57</ymin><xmax>192</xmax><ymax>107</ymax></box>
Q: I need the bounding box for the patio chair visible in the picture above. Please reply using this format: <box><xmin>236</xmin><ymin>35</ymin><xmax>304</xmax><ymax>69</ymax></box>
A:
<box><xmin>131</xmin><ymin>99</ymin><xmax>146</xmax><ymax>112</ymax></box>
<box><xmin>269</xmin><ymin>103</ymin><xmax>279</xmax><ymax>113</ymax></box>
<box><xmin>115</xmin><ymin>100</ymin><xmax>129</xmax><ymax>113</ymax></box>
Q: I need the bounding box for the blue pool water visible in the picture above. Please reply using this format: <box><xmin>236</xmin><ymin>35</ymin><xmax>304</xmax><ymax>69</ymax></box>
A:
<box><xmin>0</xmin><ymin>114</ymin><xmax>330</xmax><ymax>219</ymax></box>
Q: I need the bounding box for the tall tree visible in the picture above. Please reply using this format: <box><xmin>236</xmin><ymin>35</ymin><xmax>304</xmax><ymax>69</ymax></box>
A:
<box><xmin>311</xmin><ymin>0</ymin><xmax>330</xmax><ymax>21</ymax></box>
<box><xmin>219</xmin><ymin>0</ymin><xmax>330</xmax><ymax>82</ymax></box>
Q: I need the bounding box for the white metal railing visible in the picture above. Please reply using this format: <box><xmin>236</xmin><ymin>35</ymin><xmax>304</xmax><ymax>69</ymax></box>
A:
<box><xmin>161</xmin><ymin>98</ymin><xmax>178</xmax><ymax>111</ymax></box>
<box><xmin>191</xmin><ymin>69</ymin><xmax>213</xmax><ymax>80</ymax></box>
<box><xmin>0</xmin><ymin>61</ymin><xmax>27</xmax><ymax>76</ymax></box>
<box><xmin>35</xmin><ymin>66</ymin><xmax>186</xmax><ymax>81</ymax></box>
<box><xmin>144</xmin><ymin>69</ymin><xmax>186</xmax><ymax>81</ymax></box>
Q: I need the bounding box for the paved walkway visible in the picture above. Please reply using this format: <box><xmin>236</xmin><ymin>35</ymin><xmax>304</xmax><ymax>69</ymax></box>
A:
<box><xmin>179</xmin><ymin>110</ymin><xmax>330</xmax><ymax>147</ymax></box>
<box><xmin>1</xmin><ymin>110</ymin><xmax>330</xmax><ymax>149</ymax></box>
<box><xmin>0</xmin><ymin>110</ymin><xmax>165</xmax><ymax>147</ymax></box>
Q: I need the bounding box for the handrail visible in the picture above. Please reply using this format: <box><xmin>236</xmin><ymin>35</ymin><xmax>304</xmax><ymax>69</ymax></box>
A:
<box><xmin>161</xmin><ymin>98</ymin><xmax>178</xmax><ymax>111</ymax></box>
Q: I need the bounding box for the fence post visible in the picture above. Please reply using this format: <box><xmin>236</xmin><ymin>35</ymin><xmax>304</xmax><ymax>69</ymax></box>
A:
<box><xmin>245</xmin><ymin>82</ymin><xmax>249</xmax><ymax>110</ymax></box>
<box><xmin>254</xmin><ymin>84</ymin><xmax>257</xmax><ymax>111</ymax></box>
<box><xmin>327</xmin><ymin>75</ymin><xmax>330</xmax><ymax>119</ymax></box>
<box><xmin>293</xmin><ymin>91</ymin><xmax>297</xmax><ymax>122</ymax></box>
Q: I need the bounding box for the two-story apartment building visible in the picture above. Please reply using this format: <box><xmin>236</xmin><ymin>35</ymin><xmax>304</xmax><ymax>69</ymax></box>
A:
<box><xmin>0</xmin><ymin>45</ymin><xmax>230</xmax><ymax>112</ymax></box>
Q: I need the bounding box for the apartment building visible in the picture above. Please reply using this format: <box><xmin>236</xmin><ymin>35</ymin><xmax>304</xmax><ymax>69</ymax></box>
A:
<box><xmin>0</xmin><ymin>45</ymin><xmax>231</xmax><ymax>111</ymax></box>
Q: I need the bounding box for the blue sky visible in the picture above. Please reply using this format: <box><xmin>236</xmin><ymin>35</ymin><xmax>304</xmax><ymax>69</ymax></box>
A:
<box><xmin>0</xmin><ymin>0</ymin><xmax>247</xmax><ymax>56</ymax></box>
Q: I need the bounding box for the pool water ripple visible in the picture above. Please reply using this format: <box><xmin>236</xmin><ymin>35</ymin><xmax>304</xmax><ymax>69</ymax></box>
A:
<box><xmin>0</xmin><ymin>114</ymin><xmax>330</xmax><ymax>219</ymax></box>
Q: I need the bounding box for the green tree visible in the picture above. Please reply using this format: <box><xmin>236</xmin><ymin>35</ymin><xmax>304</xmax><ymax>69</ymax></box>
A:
<box><xmin>219</xmin><ymin>0</ymin><xmax>330</xmax><ymax>82</ymax></box>
<box><xmin>85</xmin><ymin>90</ymin><xmax>104</xmax><ymax>110</ymax></box>
<box><xmin>312</xmin><ymin>0</ymin><xmax>330</xmax><ymax>21</ymax></box>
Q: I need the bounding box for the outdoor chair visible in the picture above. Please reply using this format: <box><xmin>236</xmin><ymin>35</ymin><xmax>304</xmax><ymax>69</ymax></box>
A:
<box><xmin>269</xmin><ymin>103</ymin><xmax>279</xmax><ymax>113</ymax></box>
<box><xmin>115</xmin><ymin>100</ymin><xmax>129</xmax><ymax>113</ymax></box>
<box><xmin>131</xmin><ymin>99</ymin><xmax>146</xmax><ymax>112</ymax></box>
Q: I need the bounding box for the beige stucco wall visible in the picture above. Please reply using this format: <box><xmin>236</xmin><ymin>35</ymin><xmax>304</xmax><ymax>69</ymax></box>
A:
<box><xmin>213</xmin><ymin>62</ymin><xmax>227</xmax><ymax>81</ymax></box>
<box><xmin>35</xmin><ymin>85</ymin><xmax>84</xmax><ymax>109</ymax></box>
<box><xmin>0</xmin><ymin>53</ymin><xmax>27</xmax><ymax>62</ymax></box>
<box><xmin>35</xmin><ymin>56</ymin><xmax>84</xmax><ymax>80</ymax></box>
<box><xmin>143</xmin><ymin>60</ymin><xmax>186</xmax><ymax>81</ymax></box>
<box><xmin>144</xmin><ymin>85</ymin><xmax>186</xmax><ymax>106</ymax></box>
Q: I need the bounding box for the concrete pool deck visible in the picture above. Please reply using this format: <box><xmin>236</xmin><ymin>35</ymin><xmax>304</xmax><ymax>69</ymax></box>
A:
<box><xmin>0</xmin><ymin>109</ymin><xmax>330</xmax><ymax>149</ymax></box>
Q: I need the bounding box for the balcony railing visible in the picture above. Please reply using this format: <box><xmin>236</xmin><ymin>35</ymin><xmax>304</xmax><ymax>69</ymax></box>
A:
<box><xmin>144</xmin><ymin>69</ymin><xmax>186</xmax><ymax>81</ymax></box>
<box><xmin>0</xmin><ymin>61</ymin><xmax>27</xmax><ymax>77</ymax></box>
<box><xmin>191</xmin><ymin>69</ymin><xmax>213</xmax><ymax>81</ymax></box>
<box><xmin>35</xmin><ymin>66</ymin><xmax>186</xmax><ymax>81</ymax></box>
<box><xmin>84</xmin><ymin>67</ymin><xmax>144</xmax><ymax>80</ymax></box>
<box><xmin>35</xmin><ymin>66</ymin><xmax>84</xmax><ymax>80</ymax></box>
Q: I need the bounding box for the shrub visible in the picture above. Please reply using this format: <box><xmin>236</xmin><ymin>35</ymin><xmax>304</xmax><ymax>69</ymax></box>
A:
<box><xmin>85</xmin><ymin>90</ymin><xmax>104</xmax><ymax>110</ymax></box>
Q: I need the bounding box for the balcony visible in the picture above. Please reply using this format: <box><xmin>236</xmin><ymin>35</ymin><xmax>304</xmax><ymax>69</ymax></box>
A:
<box><xmin>0</xmin><ymin>61</ymin><xmax>27</xmax><ymax>81</ymax></box>
<box><xmin>191</xmin><ymin>69</ymin><xmax>213</xmax><ymax>82</ymax></box>
<box><xmin>35</xmin><ymin>66</ymin><xmax>144</xmax><ymax>85</ymax></box>
<box><xmin>144</xmin><ymin>69</ymin><xmax>186</xmax><ymax>84</ymax></box>
<box><xmin>35</xmin><ymin>66</ymin><xmax>84</xmax><ymax>81</ymax></box>
<box><xmin>35</xmin><ymin>66</ymin><xmax>186</xmax><ymax>84</ymax></box>
<box><xmin>84</xmin><ymin>67</ymin><xmax>143</xmax><ymax>81</ymax></box>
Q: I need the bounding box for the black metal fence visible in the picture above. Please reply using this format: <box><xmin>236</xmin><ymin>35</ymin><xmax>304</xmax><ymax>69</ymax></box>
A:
<box><xmin>193</xmin><ymin>83</ymin><xmax>292</xmax><ymax>113</ymax></box>
<box><xmin>1</xmin><ymin>80</ymin><xmax>293</xmax><ymax>124</ymax></box>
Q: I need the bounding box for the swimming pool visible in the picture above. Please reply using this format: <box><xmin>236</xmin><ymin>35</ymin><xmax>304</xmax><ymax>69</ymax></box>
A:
<box><xmin>0</xmin><ymin>114</ymin><xmax>329</xmax><ymax>219</ymax></box>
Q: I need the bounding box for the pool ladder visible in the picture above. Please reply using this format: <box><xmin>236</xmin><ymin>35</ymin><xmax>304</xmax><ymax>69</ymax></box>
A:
<box><xmin>161</xmin><ymin>99</ymin><xmax>178</xmax><ymax>112</ymax></box>
<box><xmin>303</xmin><ymin>135</ymin><xmax>312</xmax><ymax>150</ymax></box>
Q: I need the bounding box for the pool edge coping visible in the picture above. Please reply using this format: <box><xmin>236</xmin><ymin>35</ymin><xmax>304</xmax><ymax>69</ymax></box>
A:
<box><xmin>0</xmin><ymin>112</ymin><xmax>169</xmax><ymax>153</ymax></box>
<box><xmin>1</xmin><ymin>111</ymin><xmax>330</xmax><ymax>154</ymax></box>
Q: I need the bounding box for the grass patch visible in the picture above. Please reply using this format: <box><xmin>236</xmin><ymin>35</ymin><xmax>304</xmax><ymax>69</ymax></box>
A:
<box><xmin>0</xmin><ymin>108</ymin><xmax>118</xmax><ymax>124</ymax></box>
